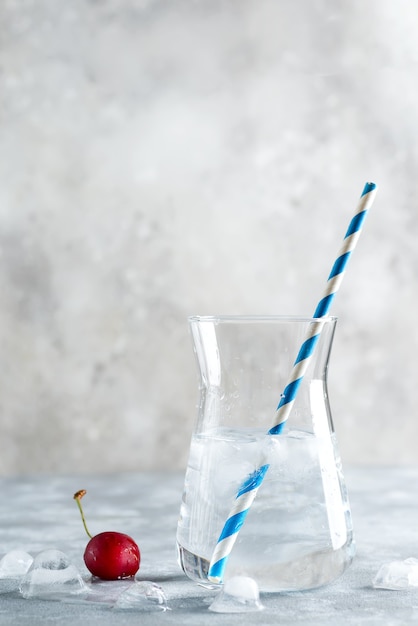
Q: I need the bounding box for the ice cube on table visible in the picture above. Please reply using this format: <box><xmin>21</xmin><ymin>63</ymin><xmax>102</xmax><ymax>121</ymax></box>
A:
<box><xmin>208</xmin><ymin>576</ymin><xmax>264</xmax><ymax>613</ymax></box>
<box><xmin>113</xmin><ymin>580</ymin><xmax>169</xmax><ymax>611</ymax></box>
<box><xmin>373</xmin><ymin>558</ymin><xmax>418</xmax><ymax>590</ymax></box>
<box><xmin>0</xmin><ymin>550</ymin><xmax>34</xmax><ymax>593</ymax></box>
<box><xmin>19</xmin><ymin>549</ymin><xmax>88</xmax><ymax>599</ymax></box>
<box><xmin>0</xmin><ymin>550</ymin><xmax>33</xmax><ymax>578</ymax></box>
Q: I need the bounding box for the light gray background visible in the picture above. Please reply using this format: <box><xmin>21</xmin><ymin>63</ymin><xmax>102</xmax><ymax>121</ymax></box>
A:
<box><xmin>0</xmin><ymin>0</ymin><xmax>416</xmax><ymax>475</ymax></box>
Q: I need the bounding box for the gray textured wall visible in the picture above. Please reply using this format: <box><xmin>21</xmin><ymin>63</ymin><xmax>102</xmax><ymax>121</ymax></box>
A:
<box><xmin>0</xmin><ymin>0</ymin><xmax>417</xmax><ymax>475</ymax></box>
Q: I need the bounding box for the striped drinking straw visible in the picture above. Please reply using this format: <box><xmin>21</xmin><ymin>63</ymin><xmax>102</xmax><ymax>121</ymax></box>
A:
<box><xmin>207</xmin><ymin>181</ymin><xmax>378</xmax><ymax>584</ymax></box>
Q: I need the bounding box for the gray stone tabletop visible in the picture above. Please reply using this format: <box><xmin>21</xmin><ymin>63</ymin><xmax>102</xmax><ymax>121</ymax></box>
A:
<box><xmin>0</xmin><ymin>468</ymin><xmax>418</xmax><ymax>625</ymax></box>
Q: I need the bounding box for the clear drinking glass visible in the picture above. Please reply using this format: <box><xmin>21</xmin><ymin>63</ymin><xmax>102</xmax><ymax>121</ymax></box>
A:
<box><xmin>176</xmin><ymin>315</ymin><xmax>355</xmax><ymax>592</ymax></box>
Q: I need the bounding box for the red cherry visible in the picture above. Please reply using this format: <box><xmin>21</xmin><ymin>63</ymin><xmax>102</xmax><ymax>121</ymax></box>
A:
<box><xmin>84</xmin><ymin>531</ymin><xmax>140</xmax><ymax>580</ymax></box>
<box><xmin>73</xmin><ymin>490</ymin><xmax>140</xmax><ymax>580</ymax></box>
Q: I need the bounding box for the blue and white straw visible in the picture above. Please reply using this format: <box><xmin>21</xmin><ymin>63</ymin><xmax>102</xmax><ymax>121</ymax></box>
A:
<box><xmin>207</xmin><ymin>181</ymin><xmax>378</xmax><ymax>584</ymax></box>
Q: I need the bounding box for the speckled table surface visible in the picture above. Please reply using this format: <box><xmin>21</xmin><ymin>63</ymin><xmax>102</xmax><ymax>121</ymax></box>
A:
<box><xmin>0</xmin><ymin>468</ymin><xmax>418</xmax><ymax>625</ymax></box>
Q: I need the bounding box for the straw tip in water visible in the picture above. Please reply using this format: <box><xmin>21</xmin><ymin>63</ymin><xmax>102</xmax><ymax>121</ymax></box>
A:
<box><xmin>207</xmin><ymin>575</ymin><xmax>222</xmax><ymax>585</ymax></box>
<box><xmin>362</xmin><ymin>181</ymin><xmax>377</xmax><ymax>195</ymax></box>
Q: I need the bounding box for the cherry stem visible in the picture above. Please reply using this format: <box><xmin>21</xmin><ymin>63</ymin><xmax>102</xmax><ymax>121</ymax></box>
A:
<box><xmin>73</xmin><ymin>489</ymin><xmax>93</xmax><ymax>539</ymax></box>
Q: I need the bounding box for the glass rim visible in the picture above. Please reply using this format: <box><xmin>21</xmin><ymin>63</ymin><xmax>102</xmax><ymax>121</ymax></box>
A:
<box><xmin>188</xmin><ymin>314</ymin><xmax>338</xmax><ymax>324</ymax></box>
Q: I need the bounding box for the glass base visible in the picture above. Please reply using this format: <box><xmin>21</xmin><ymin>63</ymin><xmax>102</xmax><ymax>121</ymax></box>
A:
<box><xmin>176</xmin><ymin>545</ymin><xmax>217</xmax><ymax>589</ymax></box>
<box><xmin>177</xmin><ymin>541</ymin><xmax>355</xmax><ymax>592</ymax></box>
